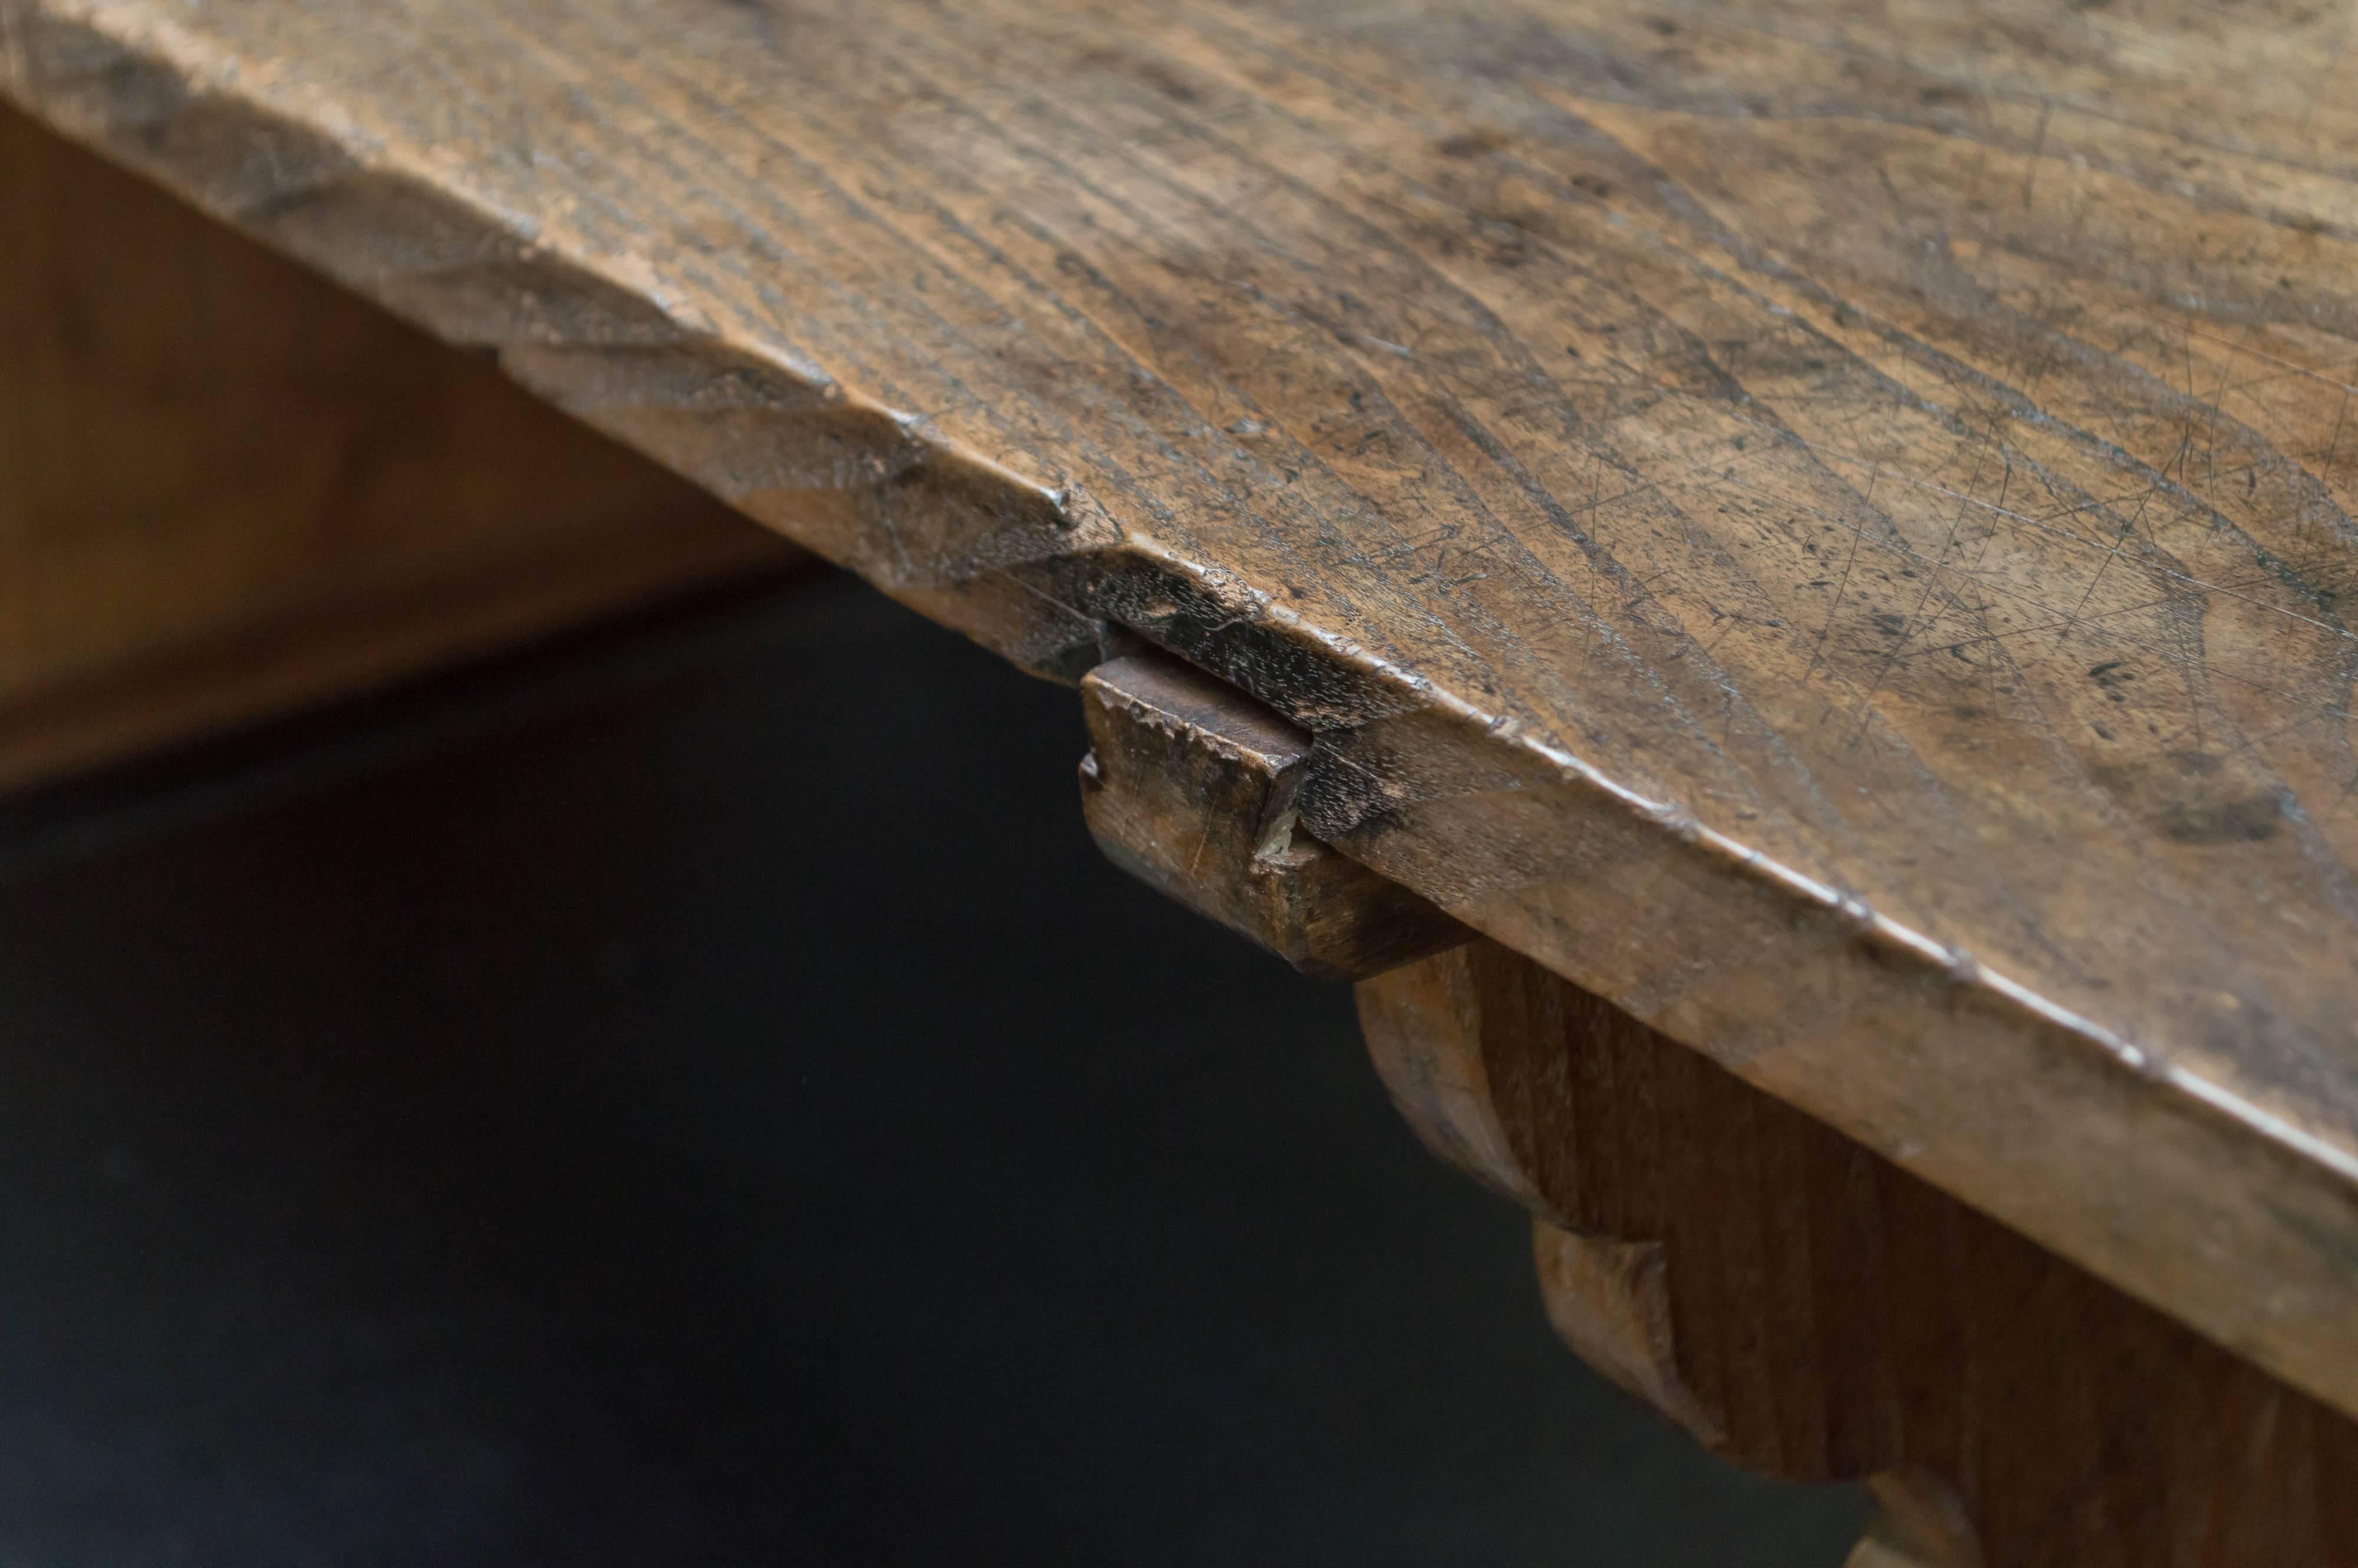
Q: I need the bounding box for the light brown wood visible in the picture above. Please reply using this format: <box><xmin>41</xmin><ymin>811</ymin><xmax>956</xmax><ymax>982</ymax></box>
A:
<box><xmin>1530</xmin><ymin>1224</ymin><xmax>1711</xmax><ymax>1445</ymax></box>
<box><xmin>0</xmin><ymin>103</ymin><xmax>796</xmax><ymax>789</ymax></box>
<box><xmin>1362</xmin><ymin>940</ymin><xmax>2358</xmax><ymax>1568</ymax></box>
<box><xmin>1844</xmin><ymin>1475</ymin><xmax>1985</xmax><ymax>1568</ymax></box>
<box><xmin>1080</xmin><ymin>650</ymin><xmax>1469</xmax><ymax>978</ymax></box>
<box><xmin>8</xmin><ymin>0</ymin><xmax>2358</xmax><ymax>1416</ymax></box>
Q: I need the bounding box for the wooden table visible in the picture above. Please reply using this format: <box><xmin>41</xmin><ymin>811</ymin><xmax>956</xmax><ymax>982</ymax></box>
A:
<box><xmin>7</xmin><ymin>1</ymin><xmax>2357</xmax><ymax>1560</ymax></box>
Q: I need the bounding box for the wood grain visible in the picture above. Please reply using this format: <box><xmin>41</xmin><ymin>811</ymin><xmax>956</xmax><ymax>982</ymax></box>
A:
<box><xmin>0</xmin><ymin>102</ymin><xmax>796</xmax><ymax>789</ymax></box>
<box><xmin>1361</xmin><ymin>939</ymin><xmax>2358</xmax><ymax>1568</ymax></box>
<box><xmin>8</xmin><ymin>0</ymin><xmax>2358</xmax><ymax>1411</ymax></box>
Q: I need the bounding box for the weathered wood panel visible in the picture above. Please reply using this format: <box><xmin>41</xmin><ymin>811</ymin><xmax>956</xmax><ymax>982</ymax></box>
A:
<box><xmin>6</xmin><ymin>0</ymin><xmax>2356</xmax><ymax>1412</ymax></box>
<box><xmin>0</xmin><ymin>103</ymin><xmax>796</xmax><ymax>789</ymax></box>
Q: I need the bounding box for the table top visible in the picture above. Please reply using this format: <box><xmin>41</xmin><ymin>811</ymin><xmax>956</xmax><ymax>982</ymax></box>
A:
<box><xmin>9</xmin><ymin>0</ymin><xmax>2357</xmax><ymax>1412</ymax></box>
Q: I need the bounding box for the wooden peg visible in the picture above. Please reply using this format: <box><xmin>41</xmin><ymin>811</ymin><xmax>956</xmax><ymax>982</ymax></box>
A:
<box><xmin>1078</xmin><ymin>651</ymin><xmax>1468</xmax><ymax>981</ymax></box>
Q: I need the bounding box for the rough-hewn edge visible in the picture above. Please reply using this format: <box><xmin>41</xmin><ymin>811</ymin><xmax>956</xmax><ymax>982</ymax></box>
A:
<box><xmin>10</xmin><ymin>0</ymin><xmax>2358</xmax><ymax>1418</ymax></box>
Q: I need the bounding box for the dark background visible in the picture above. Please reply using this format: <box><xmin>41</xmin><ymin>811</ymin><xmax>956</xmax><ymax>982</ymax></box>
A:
<box><xmin>0</xmin><ymin>570</ymin><xmax>1868</xmax><ymax>1566</ymax></box>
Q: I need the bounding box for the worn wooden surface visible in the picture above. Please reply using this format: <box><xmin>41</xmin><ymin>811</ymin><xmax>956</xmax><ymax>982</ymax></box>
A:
<box><xmin>1362</xmin><ymin>939</ymin><xmax>2358</xmax><ymax>1568</ymax></box>
<box><xmin>8</xmin><ymin>0</ymin><xmax>2358</xmax><ymax>1411</ymax></box>
<box><xmin>0</xmin><ymin>103</ymin><xmax>796</xmax><ymax>790</ymax></box>
<box><xmin>1081</xmin><ymin>650</ymin><xmax>1470</xmax><ymax>977</ymax></box>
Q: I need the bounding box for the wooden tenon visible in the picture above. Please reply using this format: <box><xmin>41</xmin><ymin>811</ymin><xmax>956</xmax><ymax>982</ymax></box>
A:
<box><xmin>1079</xmin><ymin>650</ymin><xmax>1469</xmax><ymax>980</ymax></box>
<box><xmin>8</xmin><ymin>0</ymin><xmax>2358</xmax><ymax>1560</ymax></box>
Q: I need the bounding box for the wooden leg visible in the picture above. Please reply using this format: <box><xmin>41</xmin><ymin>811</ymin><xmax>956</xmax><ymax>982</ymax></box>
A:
<box><xmin>0</xmin><ymin>104</ymin><xmax>799</xmax><ymax>791</ymax></box>
<box><xmin>1359</xmin><ymin>940</ymin><xmax>2358</xmax><ymax>1568</ymax></box>
<box><xmin>1064</xmin><ymin>655</ymin><xmax>2358</xmax><ymax>1563</ymax></box>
